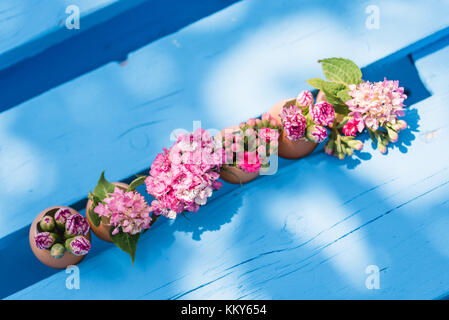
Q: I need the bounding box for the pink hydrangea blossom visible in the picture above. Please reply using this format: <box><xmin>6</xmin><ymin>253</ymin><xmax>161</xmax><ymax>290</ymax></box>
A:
<box><xmin>280</xmin><ymin>105</ymin><xmax>307</xmax><ymax>141</ymax></box>
<box><xmin>297</xmin><ymin>90</ymin><xmax>314</xmax><ymax>107</ymax></box>
<box><xmin>346</xmin><ymin>78</ymin><xmax>407</xmax><ymax>130</ymax></box>
<box><xmin>237</xmin><ymin>151</ymin><xmax>261</xmax><ymax>173</ymax></box>
<box><xmin>342</xmin><ymin>117</ymin><xmax>364</xmax><ymax>136</ymax></box>
<box><xmin>310</xmin><ymin>101</ymin><xmax>335</xmax><ymax>126</ymax></box>
<box><xmin>145</xmin><ymin>128</ymin><xmax>222</xmax><ymax>219</ymax></box>
<box><xmin>94</xmin><ymin>187</ymin><xmax>152</xmax><ymax>235</ymax></box>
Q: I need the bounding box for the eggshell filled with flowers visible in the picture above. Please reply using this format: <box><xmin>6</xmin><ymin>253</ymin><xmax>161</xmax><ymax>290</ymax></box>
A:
<box><xmin>86</xmin><ymin>182</ymin><xmax>129</xmax><ymax>242</ymax></box>
<box><xmin>219</xmin><ymin>125</ymin><xmax>260</xmax><ymax>184</ymax></box>
<box><xmin>269</xmin><ymin>98</ymin><xmax>318</xmax><ymax>159</ymax></box>
<box><xmin>29</xmin><ymin>206</ymin><xmax>91</xmax><ymax>269</ymax></box>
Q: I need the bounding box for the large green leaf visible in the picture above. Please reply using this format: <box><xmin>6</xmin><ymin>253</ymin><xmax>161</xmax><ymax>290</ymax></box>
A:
<box><xmin>319</xmin><ymin>58</ymin><xmax>362</xmax><ymax>85</ymax></box>
<box><xmin>111</xmin><ymin>229</ymin><xmax>140</xmax><ymax>264</ymax></box>
<box><xmin>93</xmin><ymin>171</ymin><xmax>116</xmax><ymax>201</ymax></box>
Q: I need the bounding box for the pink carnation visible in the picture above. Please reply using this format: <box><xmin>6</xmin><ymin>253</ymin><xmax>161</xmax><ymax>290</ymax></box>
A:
<box><xmin>237</xmin><ymin>151</ymin><xmax>261</xmax><ymax>173</ymax></box>
<box><xmin>280</xmin><ymin>105</ymin><xmax>307</xmax><ymax>141</ymax></box>
<box><xmin>297</xmin><ymin>90</ymin><xmax>314</xmax><ymax>107</ymax></box>
<box><xmin>342</xmin><ymin>117</ymin><xmax>364</xmax><ymax>137</ymax></box>
<box><xmin>65</xmin><ymin>214</ymin><xmax>90</xmax><ymax>237</ymax></box>
<box><xmin>94</xmin><ymin>187</ymin><xmax>152</xmax><ymax>235</ymax></box>
<box><xmin>306</xmin><ymin>125</ymin><xmax>328</xmax><ymax>143</ymax></box>
<box><xmin>310</xmin><ymin>101</ymin><xmax>335</xmax><ymax>126</ymax></box>
<box><xmin>346</xmin><ymin>78</ymin><xmax>407</xmax><ymax>130</ymax></box>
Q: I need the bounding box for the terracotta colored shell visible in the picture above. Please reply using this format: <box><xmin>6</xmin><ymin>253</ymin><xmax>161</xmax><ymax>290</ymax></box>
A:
<box><xmin>268</xmin><ymin>98</ymin><xmax>318</xmax><ymax>159</ymax></box>
<box><xmin>86</xmin><ymin>182</ymin><xmax>129</xmax><ymax>243</ymax></box>
<box><xmin>29</xmin><ymin>206</ymin><xmax>91</xmax><ymax>269</ymax></box>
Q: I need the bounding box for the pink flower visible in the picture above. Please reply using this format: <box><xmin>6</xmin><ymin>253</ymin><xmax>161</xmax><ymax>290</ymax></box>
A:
<box><xmin>258</xmin><ymin>127</ymin><xmax>280</xmax><ymax>143</ymax></box>
<box><xmin>346</xmin><ymin>79</ymin><xmax>407</xmax><ymax>130</ymax></box>
<box><xmin>34</xmin><ymin>232</ymin><xmax>56</xmax><ymax>250</ymax></box>
<box><xmin>297</xmin><ymin>90</ymin><xmax>314</xmax><ymax>107</ymax></box>
<box><xmin>280</xmin><ymin>105</ymin><xmax>307</xmax><ymax>141</ymax></box>
<box><xmin>65</xmin><ymin>214</ymin><xmax>90</xmax><ymax>237</ymax></box>
<box><xmin>66</xmin><ymin>236</ymin><xmax>91</xmax><ymax>256</ymax></box>
<box><xmin>342</xmin><ymin>117</ymin><xmax>364</xmax><ymax>136</ymax></box>
<box><xmin>310</xmin><ymin>101</ymin><xmax>335</xmax><ymax>126</ymax></box>
<box><xmin>306</xmin><ymin>125</ymin><xmax>328</xmax><ymax>143</ymax></box>
<box><xmin>145</xmin><ymin>128</ymin><xmax>222</xmax><ymax>219</ymax></box>
<box><xmin>237</xmin><ymin>151</ymin><xmax>261</xmax><ymax>173</ymax></box>
<box><xmin>94</xmin><ymin>187</ymin><xmax>152</xmax><ymax>235</ymax></box>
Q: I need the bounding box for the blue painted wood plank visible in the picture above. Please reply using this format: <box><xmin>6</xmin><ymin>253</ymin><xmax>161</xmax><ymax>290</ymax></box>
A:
<box><xmin>1</xmin><ymin>0</ymin><xmax>448</xmax><ymax>240</ymax></box>
<box><xmin>0</xmin><ymin>0</ymin><xmax>241</xmax><ymax>112</ymax></box>
<box><xmin>0</xmin><ymin>0</ymin><xmax>142</xmax><ymax>69</ymax></box>
<box><xmin>7</xmin><ymin>42</ymin><xmax>449</xmax><ymax>300</ymax></box>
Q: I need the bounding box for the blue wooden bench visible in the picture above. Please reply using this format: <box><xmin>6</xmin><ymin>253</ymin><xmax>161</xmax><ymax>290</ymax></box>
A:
<box><xmin>1</xmin><ymin>0</ymin><xmax>449</xmax><ymax>299</ymax></box>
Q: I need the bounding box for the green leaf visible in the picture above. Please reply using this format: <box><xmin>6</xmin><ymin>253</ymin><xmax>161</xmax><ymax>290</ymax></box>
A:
<box><xmin>127</xmin><ymin>175</ymin><xmax>147</xmax><ymax>191</ymax></box>
<box><xmin>337</xmin><ymin>89</ymin><xmax>352</xmax><ymax>103</ymax></box>
<box><xmin>332</xmin><ymin>104</ymin><xmax>350</xmax><ymax>115</ymax></box>
<box><xmin>110</xmin><ymin>229</ymin><xmax>140</xmax><ymax>264</ymax></box>
<box><xmin>306</xmin><ymin>78</ymin><xmax>326</xmax><ymax>90</ymax></box>
<box><xmin>322</xmin><ymin>81</ymin><xmax>347</xmax><ymax>94</ymax></box>
<box><xmin>88</xmin><ymin>192</ymin><xmax>101</xmax><ymax>227</ymax></box>
<box><xmin>93</xmin><ymin>171</ymin><xmax>116</xmax><ymax>201</ymax></box>
<box><xmin>319</xmin><ymin>58</ymin><xmax>362</xmax><ymax>85</ymax></box>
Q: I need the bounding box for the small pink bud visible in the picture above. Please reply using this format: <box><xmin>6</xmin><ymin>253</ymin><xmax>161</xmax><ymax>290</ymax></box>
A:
<box><xmin>269</xmin><ymin>119</ymin><xmax>278</xmax><ymax>128</ymax></box>
<box><xmin>255</xmin><ymin>118</ymin><xmax>262</xmax><ymax>127</ymax></box>
<box><xmin>324</xmin><ymin>145</ymin><xmax>333</xmax><ymax>155</ymax></box>
<box><xmin>398</xmin><ymin>119</ymin><xmax>407</xmax><ymax>130</ymax></box>
<box><xmin>347</xmin><ymin>140</ymin><xmax>364</xmax><ymax>151</ymax></box>
<box><xmin>239</xmin><ymin>122</ymin><xmax>246</xmax><ymax>128</ymax></box>
<box><xmin>378</xmin><ymin>143</ymin><xmax>387</xmax><ymax>154</ymax></box>
<box><xmin>247</xmin><ymin>118</ymin><xmax>256</xmax><ymax>127</ymax></box>
<box><xmin>262</xmin><ymin>113</ymin><xmax>271</xmax><ymax>122</ymax></box>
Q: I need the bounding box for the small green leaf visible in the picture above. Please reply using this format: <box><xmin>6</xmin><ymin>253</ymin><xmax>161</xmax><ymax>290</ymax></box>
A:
<box><xmin>88</xmin><ymin>206</ymin><xmax>101</xmax><ymax>227</ymax></box>
<box><xmin>88</xmin><ymin>192</ymin><xmax>101</xmax><ymax>227</ymax></box>
<box><xmin>319</xmin><ymin>58</ymin><xmax>362</xmax><ymax>85</ymax></box>
<box><xmin>93</xmin><ymin>171</ymin><xmax>116</xmax><ymax>201</ymax></box>
<box><xmin>127</xmin><ymin>175</ymin><xmax>147</xmax><ymax>191</ymax></box>
<box><xmin>322</xmin><ymin>82</ymin><xmax>347</xmax><ymax>97</ymax></box>
<box><xmin>332</xmin><ymin>103</ymin><xmax>350</xmax><ymax>115</ymax></box>
<box><xmin>110</xmin><ymin>229</ymin><xmax>140</xmax><ymax>264</ymax></box>
<box><xmin>337</xmin><ymin>89</ymin><xmax>352</xmax><ymax>103</ymax></box>
<box><xmin>306</xmin><ymin>78</ymin><xmax>326</xmax><ymax>90</ymax></box>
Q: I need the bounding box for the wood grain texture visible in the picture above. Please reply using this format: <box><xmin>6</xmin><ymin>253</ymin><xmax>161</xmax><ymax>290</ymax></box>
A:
<box><xmin>1</xmin><ymin>0</ymin><xmax>449</xmax><ymax>299</ymax></box>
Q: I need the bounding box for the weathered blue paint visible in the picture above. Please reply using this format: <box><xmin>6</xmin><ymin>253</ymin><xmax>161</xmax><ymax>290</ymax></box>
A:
<box><xmin>1</xmin><ymin>0</ymin><xmax>449</xmax><ymax>299</ymax></box>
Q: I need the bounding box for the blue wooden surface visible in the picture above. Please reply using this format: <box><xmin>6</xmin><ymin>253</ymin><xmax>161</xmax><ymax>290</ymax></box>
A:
<box><xmin>1</xmin><ymin>0</ymin><xmax>449</xmax><ymax>299</ymax></box>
